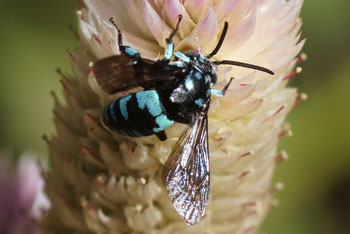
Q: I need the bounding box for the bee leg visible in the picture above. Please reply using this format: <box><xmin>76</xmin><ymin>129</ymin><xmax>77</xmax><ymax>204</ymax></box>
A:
<box><xmin>163</xmin><ymin>15</ymin><xmax>183</xmax><ymax>62</ymax></box>
<box><xmin>156</xmin><ymin>131</ymin><xmax>167</xmax><ymax>141</ymax></box>
<box><xmin>221</xmin><ymin>77</ymin><xmax>234</xmax><ymax>96</ymax></box>
<box><xmin>109</xmin><ymin>17</ymin><xmax>140</xmax><ymax>59</ymax></box>
<box><xmin>211</xmin><ymin>77</ymin><xmax>234</xmax><ymax>97</ymax></box>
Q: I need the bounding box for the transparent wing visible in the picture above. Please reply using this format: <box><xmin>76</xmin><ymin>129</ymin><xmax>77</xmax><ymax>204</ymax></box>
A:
<box><xmin>93</xmin><ymin>55</ymin><xmax>181</xmax><ymax>94</ymax></box>
<box><xmin>162</xmin><ymin>113</ymin><xmax>209</xmax><ymax>225</ymax></box>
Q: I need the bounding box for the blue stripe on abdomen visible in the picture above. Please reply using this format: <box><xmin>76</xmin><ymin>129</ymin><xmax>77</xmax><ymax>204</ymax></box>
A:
<box><xmin>119</xmin><ymin>95</ymin><xmax>132</xmax><ymax>120</ymax></box>
<box><xmin>109</xmin><ymin>100</ymin><xmax>118</xmax><ymax>122</ymax></box>
<box><xmin>153</xmin><ymin>114</ymin><xmax>174</xmax><ymax>132</ymax></box>
<box><xmin>103</xmin><ymin>90</ymin><xmax>174</xmax><ymax>138</ymax></box>
<box><xmin>136</xmin><ymin>90</ymin><xmax>163</xmax><ymax>117</ymax></box>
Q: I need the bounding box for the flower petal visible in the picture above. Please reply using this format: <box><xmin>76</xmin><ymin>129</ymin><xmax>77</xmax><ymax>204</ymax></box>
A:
<box><xmin>213</xmin><ymin>0</ymin><xmax>242</xmax><ymax>22</ymax></box>
<box><xmin>142</xmin><ymin>0</ymin><xmax>170</xmax><ymax>46</ymax></box>
<box><xmin>184</xmin><ymin>0</ymin><xmax>211</xmax><ymax>23</ymax></box>
<box><xmin>162</xmin><ymin>0</ymin><xmax>195</xmax><ymax>38</ymax></box>
<box><xmin>177</xmin><ymin>7</ymin><xmax>219</xmax><ymax>53</ymax></box>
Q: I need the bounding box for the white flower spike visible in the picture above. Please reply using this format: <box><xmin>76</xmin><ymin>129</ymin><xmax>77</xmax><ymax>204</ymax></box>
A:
<box><xmin>43</xmin><ymin>0</ymin><xmax>305</xmax><ymax>233</ymax></box>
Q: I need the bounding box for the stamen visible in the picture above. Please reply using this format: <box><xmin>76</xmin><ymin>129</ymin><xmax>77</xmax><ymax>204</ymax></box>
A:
<box><xmin>296</xmin><ymin>53</ymin><xmax>307</xmax><ymax>65</ymax></box>
<box><xmin>77</xmin><ymin>0</ymin><xmax>86</xmax><ymax>8</ymax></box>
<box><xmin>293</xmin><ymin>92</ymin><xmax>308</xmax><ymax>108</ymax></box>
<box><xmin>41</xmin><ymin>134</ymin><xmax>51</xmax><ymax>145</ymax></box>
<box><xmin>93</xmin><ymin>35</ymin><xmax>102</xmax><ymax>44</ymax></box>
<box><xmin>214</xmin><ymin>136</ymin><xmax>224</xmax><ymax>141</ymax></box>
<box><xmin>69</xmin><ymin>25</ymin><xmax>80</xmax><ymax>40</ymax></box>
<box><xmin>274</xmin><ymin>105</ymin><xmax>285</xmax><ymax>115</ymax></box>
<box><xmin>274</xmin><ymin>151</ymin><xmax>288</xmax><ymax>164</ymax></box>
<box><xmin>236</xmin><ymin>151</ymin><xmax>254</xmax><ymax>163</ymax></box>
<box><xmin>240</xmin><ymin>151</ymin><xmax>252</xmax><ymax>158</ymax></box>
<box><xmin>253</xmin><ymin>98</ymin><xmax>263</xmax><ymax>104</ymax></box>
<box><xmin>82</xmin><ymin>200</ymin><xmax>97</xmax><ymax>213</ymax></box>
<box><xmin>85</xmin><ymin>112</ymin><xmax>99</xmax><ymax>124</ymax></box>
<box><xmin>54</xmin><ymin>110</ymin><xmax>79</xmax><ymax>136</ymax></box>
<box><xmin>66</xmin><ymin>49</ymin><xmax>76</xmax><ymax>62</ymax></box>
<box><xmin>136</xmin><ymin>204</ymin><xmax>143</xmax><ymax>212</ymax></box>
<box><xmin>77</xmin><ymin>11</ymin><xmax>84</xmax><ymax>21</ymax></box>
<box><xmin>275</xmin><ymin>182</ymin><xmax>284</xmax><ymax>190</ymax></box>
<box><xmin>81</xmin><ymin>144</ymin><xmax>99</xmax><ymax>157</ymax></box>
<box><xmin>140</xmin><ymin>177</ymin><xmax>147</xmax><ymax>185</ymax></box>
<box><xmin>283</xmin><ymin>67</ymin><xmax>302</xmax><ymax>81</ymax></box>
<box><xmin>60</xmin><ymin>80</ymin><xmax>71</xmax><ymax>95</ymax></box>
<box><xmin>263</xmin><ymin>105</ymin><xmax>285</xmax><ymax>123</ymax></box>
<box><xmin>278</xmin><ymin>129</ymin><xmax>293</xmax><ymax>138</ymax></box>
<box><xmin>89</xmin><ymin>62</ymin><xmax>94</xmax><ymax>72</ymax></box>
<box><xmin>56</xmin><ymin>68</ymin><xmax>69</xmax><ymax>82</ymax></box>
<box><xmin>239</xmin><ymin>170</ymin><xmax>250</xmax><ymax>179</ymax></box>
<box><xmin>97</xmin><ymin>175</ymin><xmax>107</xmax><ymax>188</ymax></box>
<box><xmin>62</xmin><ymin>154</ymin><xmax>72</xmax><ymax>162</ymax></box>
<box><xmin>241</xmin><ymin>202</ymin><xmax>256</xmax><ymax>208</ymax></box>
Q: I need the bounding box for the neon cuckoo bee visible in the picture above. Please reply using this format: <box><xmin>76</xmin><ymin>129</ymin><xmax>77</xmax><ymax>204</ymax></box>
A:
<box><xmin>93</xmin><ymin>15</ymin><xmax>274</xmax><ymax>225</ymax></box>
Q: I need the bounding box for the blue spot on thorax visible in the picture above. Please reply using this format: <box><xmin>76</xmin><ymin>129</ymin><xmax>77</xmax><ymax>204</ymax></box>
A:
<box><xmin>195</xmin><ymin>98</ymin><xmax>205</xmax><ymax>106</ymax></box>
<box><xmin>136</xmin><ymin>90</ymin><xmax>162</xmax><ymax>117</ymax></box>
<box><xmin>206</xmin><ymin>89</ymin><xmax>211</xmax><ymax>97</ymax></box>
<box><xmin>194</xmin><ymin>72</ymin><xmax>202</xmax><ymax>80</ymax></box>
<box><xmin>185</xmin><ymin>75</ymin><xmax>194</xmax><ymax>90</ymax></box>
<box><xmin>119</xmin><ymin>95</ymin><xmax>132</xmax><ymax>120</ymax></box>
<box><xmin>125</xmin><ymin>47</ymin><xmax>138</xmax><ymax>56</ymax></box>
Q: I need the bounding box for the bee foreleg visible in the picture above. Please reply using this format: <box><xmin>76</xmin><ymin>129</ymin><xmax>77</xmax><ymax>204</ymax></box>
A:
<box><xmin>211</xmin><ymin>77</ymin><xmax>234</xmax><ymax>97</ymax></box>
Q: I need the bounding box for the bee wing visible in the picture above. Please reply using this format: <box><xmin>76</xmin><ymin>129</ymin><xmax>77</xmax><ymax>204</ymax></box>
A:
<box><xmin>93</xmin><ymin>55</ymin><xmax>181</xmax><ymax>94</ymax></box>
<box><xmin>162</xmin><ymin>113</ymin><xmax>209</xmax><ymax>225</ymax></box>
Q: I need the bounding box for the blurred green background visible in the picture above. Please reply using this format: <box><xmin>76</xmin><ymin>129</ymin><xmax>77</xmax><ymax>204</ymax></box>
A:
<box><xmin>0</xmin><ymin>1</ymin><xmax>349</xmax><ymax>233</ymax></box>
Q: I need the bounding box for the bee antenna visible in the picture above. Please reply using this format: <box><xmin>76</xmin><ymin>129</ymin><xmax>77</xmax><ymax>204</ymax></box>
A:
<box><xmin>109</xmin><ymin>17</ymin><xmax>123</xmax><ymax>51</ymax></box>
<box><xmin>212</xmin><ymin>60</ymin><xmax>274</xmax><ymax>75</ymax></box>
<box><xmin>206</xmin><ymin>22</ymin><xmax>228</xmax><ymax>59</ymax></box>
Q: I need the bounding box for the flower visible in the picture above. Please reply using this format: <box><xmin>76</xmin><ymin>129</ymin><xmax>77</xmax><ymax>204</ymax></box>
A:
<box><xmin>43</xmin><ymin>0</ymin><xmax>305</xmax><ymax>233</ymax></box>
<box><xmin>0</xmin><ymin>152</ymin><xmax>50</xmax><ymax>234</ymax></box>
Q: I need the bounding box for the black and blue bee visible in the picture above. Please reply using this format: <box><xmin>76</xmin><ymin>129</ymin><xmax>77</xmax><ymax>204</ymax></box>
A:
<box><xmin>93</xmin><ymin>15</ymin><xmax>274</xmax><ymax>225</ymax></box>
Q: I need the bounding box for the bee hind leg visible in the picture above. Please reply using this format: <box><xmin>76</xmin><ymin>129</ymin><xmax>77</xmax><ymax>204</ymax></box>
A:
<box><xmin>156</xmin><ymin>131</ymin><xmax>167</xmax><ymax>141</ymax></box>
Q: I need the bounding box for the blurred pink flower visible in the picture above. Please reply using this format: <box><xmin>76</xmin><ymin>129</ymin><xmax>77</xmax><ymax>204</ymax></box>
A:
<box><xmin>0</xmin><ymin>153</ymin><xmax>50</xmax><ymax>234</ymax></box>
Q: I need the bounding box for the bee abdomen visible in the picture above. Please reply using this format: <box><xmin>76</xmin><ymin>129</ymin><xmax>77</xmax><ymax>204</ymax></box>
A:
<box><xmin>102</xmin><ymin>90</ymin><xmax>174</xmax><ymax>137</ymax></box>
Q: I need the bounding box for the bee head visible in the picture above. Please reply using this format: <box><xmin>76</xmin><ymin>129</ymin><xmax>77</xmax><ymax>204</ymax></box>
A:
<box><xmin>184</xmin><ymin>50</ymin><xmax>218</xmax><ymax>85</ymax></box>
